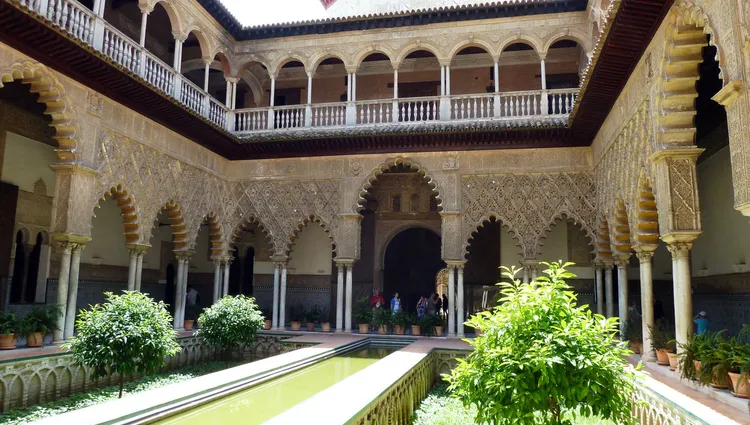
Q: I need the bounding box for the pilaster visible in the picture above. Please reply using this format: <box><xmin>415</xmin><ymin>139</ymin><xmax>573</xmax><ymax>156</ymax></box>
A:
<box><xmin>649</xmin><ymin>148</ymin><xmax>704</xmax><ymax>236</ymax></box>
<box><xmin>439</xmin><ymin>211</ymin><xmax>462</xmax><ymax>261</ymax></box>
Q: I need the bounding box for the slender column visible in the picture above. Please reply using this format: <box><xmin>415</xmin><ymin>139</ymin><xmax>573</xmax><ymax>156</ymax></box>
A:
<box><xmin>457</xmin><ymin>264</ymin><xmax>465</xmax><ymax>338</ymax></box>
<box><xmin>138</xmin><ymin>10</ymin><xmax>149</xmax><ymax>47</ymax></box>
<box><xmin>615</xmin><ymin>255</ymin><xmax>630</xmax><ymax>336</ymax></box>
<box><xmin>393</xmin><ymin>69</ymin><xmax>399</xmax><ymax>99</ymax></box>
<box><xmin>521</xmin><ymin>260</ymin><xmax>538</xmax><ymax>283</ymax></box>
<box><xmin>540</xmin><ymin>58</ymin><xmax>547</xmax><ymax>90</ymax></box>
<box><xmin>306</xmin><ymin>72</ymin><xmax>313</xmax><ymax>104</ymax></box>
<box><xmin>636</xmin><ymin>249</ymin><xmax>656</xmax><ymax>361</ymax></box>
<box><xmin>594</xmin><ymin>261</ymin><xmax>604</xmax><ymax>315</ymax></box>
<box><xmin>347</xmin><ymin>73</ymin><xmax>352</xmax><ymax>101</ymax></box>
<box><xmin>352</xmin><ymin>73</ymin><xmax>357</xmax><ymax>101</ymax></box>
<box><xmin>492</xmin><ymin>59</ymin><xmax>500</xmax><ymax>117</ymax></box>
<box><xmin>530</xmin><ymin>265</ymin><xmax>539</xmax><ymax>281</ymax></box>
<box><xmin>268</xmin><ymin>76</ymin><xmax>277</xmax><ymax>128</ymax></box>
<box><xmin>225</xmin><ymin>80</ymin><xmax>232</xmax><ymax>107</ymax></box>
<box><xmin>272</xmin><ymin>262</ymin><xmax>280</xmax><ymax>329</ymax></box>
<box><xmin>127</xmin><ymin>248</ymin><xmax>138</xmax><ymax>291</ymax></box>
<box><xmin>391</xmin><ymin>66</ymin><xmax>399</xmax><ymax>122</ymax></box>
<box><xmin>222</xmin><ymin>257</ymin><xmax>230</xmax><ymax>297</ymax></box>
<box><xmin>231</xmin><ymin>80</ymin><xmax>238</xmax><ymax>110</ymax></box>
<box><xmin>446</xmin><ymin>65</ymin><xmax>451</xmax><ymax>95</ymax></box>
<box><xmin>172</xmin><ymin>38</ymin><xmax>183</xmax><ymax>72</ymax></box>
<box><xmin>603</xmin><ymin>260</ymin><xmax>615</xmax><ymax>318</ymax></box>
<box><xmin>493</xmin><ymin>60</ymin><xmax>500</xmax><ymax>93</ymax></box>
<box><xmin>269</xmin><ymin>77</ymin><xmax>276</xmax><ymax>106</ymax></box>
<box><xmin>212</xmin><ymin>259</ymin><xmax>221</xmax><ymax>302</ymax></box>
<box><xmin>52</xmin><ymin>243</ymin><xmax>73</xmax><ymax>344</ymax></box>
<box><xmin>64</xmin><ymin>244</ymin><xmax>84</xmax><ymax>339</ymax></box>
<box><xmin>447</xmin><ymin>265</ymin><xmax>455</xmax><ymax>336</ymax></box>
<box><xmin>203</xmin><ymin>59</ymin><xmax>211</xmax><ymax>92</ymax></box>
<box><xmin>522</xmin><ymin>267</ymin><xmax>529</xmax><ymax>284</ymax></box>
<box><xmin>345</xmin><ymin>263</ymin><xmax>353</xmax><ymax>332</ymax></box>
<box><xmin>540</xmin><ymin>55</ymin><xmax>548</xmax><ymax>114</ymax></box>
<box><xmin>336</xmin><ymin>262</ymin><xmax>344</xmax><ymax>332</ymax></box>
<box><xmin>180</xmin><ymin>255</ymin><xmax>190</xmax><ymax>327</ymax></box>
<box><xmin>173</xmin><ymin>255</ymin><xmax>186</xmax><ymax>330</ymax></box>
<box><xmin>668</xmin><ymin>242</ymin><xmax>694</xmax><ymax>353</ymax></box>
<box><xmin>135</xmin><ymin>250</ymin><xmax>145</xmax><ymax>292</ymax></box>
<box><xmin>279</xmin><ymin>263</ymin><xmax>288</xmax><ymax>330</ymax></box>
<box><xmin>440</xmin><ymin>66</ymin><xmax>445</xmax><ymax>96</ymax></box>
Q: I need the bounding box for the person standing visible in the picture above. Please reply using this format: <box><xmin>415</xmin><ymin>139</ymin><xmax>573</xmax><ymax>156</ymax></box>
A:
<box><xmin>435</xmin><ymin>294</ymin><xmax>443</xmax><ymax>317</ymax></box>
<box><xmin>694</xmin><ymin>311</ymin><xmax>709</xmax><ymax>335</ymax></box>
<box><xmin>390</xmin><ymin>292</ymin><xmax>401</xmax><ymax>313</ymax></box>
<box><xmin>416</xmin><ymin>296</ymin><xmax>426</xmax><ymax>319</ymax></box>
<box><xmin>426</xmin><ymin>293</ymin><xmax>437</xmax><ymax>317</ymax></box>
<box><xmin>370</xmin><ymin>289</ymin><xmax>385</xmax><ymax>310</ymax></box>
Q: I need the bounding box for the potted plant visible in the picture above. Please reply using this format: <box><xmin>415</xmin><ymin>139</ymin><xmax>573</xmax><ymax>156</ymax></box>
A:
<box><xmin>306</xmin><ymin>305</ymin><xmax>321</xmax><ymax>332</ymax></box>
<box><xmin>391</xmin><ymin>310</ymin><xmax>408</xmax><ymax>335</ymax></box>
<box><xmin>725</xmin><ymin>328</ymin><xmax>750</xmax><ymax>398</ymax></box>
<box><xmin>261</xmin><ymin>308</ymin><xmax>272</xmax><ymax>330</ymax></box>
<box><xmin>0</xmin><ymin>311</ymin><xmax>18</xmax><ymax>350</ymax></box>
<box><xmin>184</xmin><ymin>305</ymin><xmax>199</xmax><ymax>331</ymax></box>
<box><xmin>697</xmin><ymin>330</ymin><xmax>731</xmax><ymax>389</ymax></box>
<box><xmin>623</xmin><ymin>315</ymin><xmax>643</xmax><ymax>354</ymax></box>
<box><xmin>419</xmin><ymin>314</ymin><xmax>436</xmax><ymax>337</ymax></box>
<box><xmin>320</xmin><ymin>307</ymin><xmax>331</xmax><ymax>332</ymax></box>
<box><xmin>355</xmin><ymin>296</ymin><xmax>372</xmax><ymax>334</ymax></box>
<box><xmin>409</xmin><ymin>313</ymin><xmax>420</xmax><ymax>336</ymax></box>
<box><xmin>20</xmin><ymin>306</ymin><xmax>61</xmax><ymax>348</ymax></box>
<box><xmin>434</xmin><ymin>316</ymin><xmax>445</xmax><ymax>337</ymax></box>
<box><xmin>373</xmin><ymin>308</ymin><xmax>390</xmax><ymax>335</ymax></box>
<box><xmin>289</xmin><ymin>304</ymin><xmax>304</xmax><ymax>331</ymax></box>
<box><xmin>648</xmin><ymin>320</ymin><xmax>674</xmax><ymax>366</ymax></box>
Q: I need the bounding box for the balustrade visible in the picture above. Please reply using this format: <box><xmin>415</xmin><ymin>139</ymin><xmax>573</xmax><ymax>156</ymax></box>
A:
<box><xmin>208</xmin><ymin>98</ymin><xmax>227</xmax><ymax>129</ymax></box>
<box><xmin>311</xmin><ymin>102</ymin><xmax>346</xmax><ymax>127</ymax></box>
<box><xmin>548</xmin><ymin>89</ymin><xmax>578</xmax><ymax>115</ymax></box>
<box><xmin>46</xmin><ymin>0</ymin><xmax>95</xmax><ymax>44</ymax></box>
<box><xmin>497</xmin><ymin>91</ymin><xmax>543</xmax><ymax>118</ymax></box>
<box><xmin>235</xmin><ymin>108</ymin><xmax>269</xmax><ymax>132</ymax></box>
<box><xmin>357</xmin><ymin>100</ymin><xmax>394</xmax><ymax>125</ymax></box>
<box><xmin>102</xmin><ymin>26</ymin><xmax>140</xmax><ymax>74</ymax></box>
<box><xmin>274</xmin><ymin>105</ymin><xmax>306</xmax><ymax>129</ymax></box>
<box><xmin>180</xmin><ymin>78</ymin><xmax>205</xmax><ymax>116</ymax></box>
<box><xmin>399</xmin><ymin>97</ymin><xmax>440</xmax><ymax>122</ymax></box>
<box><xmin>451</xmin><ymin>94</ymin><xmax>495</xmax><ymax>120</ymax></box>
<box><xmin>143</xmin><ymin>53</ymin><xmax>175</xmax><ymax>96</ymax></box>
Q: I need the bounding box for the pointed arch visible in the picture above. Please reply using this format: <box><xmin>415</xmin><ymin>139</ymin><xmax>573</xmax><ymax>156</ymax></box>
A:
<box><xmin>354</xmin><ymin>156</ymin><xmax>442</xmax><ymax>213</ymax></box>
<box><xmin>94</xmin><ymin>184</ymin><xmax>141</xmax><ymax>244</ymax></box>
<box><xmin>0</xmin><ymin>62</ymin><xmax>80</xmax><ymax>163</ymax></box>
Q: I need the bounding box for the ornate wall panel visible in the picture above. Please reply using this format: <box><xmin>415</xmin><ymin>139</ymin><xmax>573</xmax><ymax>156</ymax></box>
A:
<box><xmin>461</xmin><ymin>171</ymin><xmax>597</xmax><ymax>260</ymax></box>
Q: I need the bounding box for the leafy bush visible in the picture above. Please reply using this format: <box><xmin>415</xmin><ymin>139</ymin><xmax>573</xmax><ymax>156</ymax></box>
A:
<box><xmin>63</xmin><ymin>292</ymin><xmax>180</xmax><ymax>398</ymax></box>
<box><xmin>355</xmin><ymin>296</ymin><xmax>372</xmax><ymax>324</ymax></box>
<box><xmin>622</xmin><ymin>315</ymin><xmax>642</xmax><ymax>342</ymax></box>
<box><xmin>648</xmin><ymin>319</ymin><xmax>675</xmax><ymax>353</ymax></box>
<box><xmin>446</xmin><ymin>262</ymin><xmax>640</xmax><ymax>425</ymax></box>
<box><xmin>306</xmin><ymin>305</ymin><xmax>321</xmax><ymax>324</ymax></box>
<box><xmin>372</xmin><ymin>307</ymin><xmax>391</xmax><ymax>327</ymax></box>
<box><xmin>0</xmin><ymin>311</ymin><xmax>19</xmax><ymax>335</ymax></box>
<box><xmin>19</xmin><ymin>305</ymin><xmax>61</xmax><ymax>335</ymax></box>
<box><xmin>197</xmin><ymin>295</ymin><xmax>264</xmax><ymax>367</ymax></box>
<box><xmin>391</xmin><ymin>310</ymin><xmax>410</xmax><ymax>328</ymax></box>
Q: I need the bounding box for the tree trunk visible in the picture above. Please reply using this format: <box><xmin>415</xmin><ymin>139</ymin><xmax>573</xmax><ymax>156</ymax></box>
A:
<box><xmin>118</xmin><ymin>374</ymin><xmax>124</xmax><ymax>398</ymax></box>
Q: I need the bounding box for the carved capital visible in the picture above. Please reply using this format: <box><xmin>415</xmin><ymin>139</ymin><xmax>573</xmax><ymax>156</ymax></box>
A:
<box><xmin>174</xmin><ymin>250</ymin><xmax>194</xmax><ymax>262</ymax></box>
<box><xmin>126</xmin><ymin>244</ymin><xmax>149</xmax><ymax>257</ymax></box>
<box><xmin>635</xmin><ymin>250</ymin><xmax>654</xmax><ymax>263</ymax></box>
<box><xmin>666</xmin><ymin>242</ymin><xmax>692</xmax><ymax>259</ymax></box>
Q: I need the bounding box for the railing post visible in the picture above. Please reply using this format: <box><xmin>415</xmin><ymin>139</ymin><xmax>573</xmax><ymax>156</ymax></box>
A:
<box><xmin>304</xmin><ymin>105</ymin><xmax>312</xmax><ymax>127</ymax></box>
<box><xmin>173</xmin><ymin>74</ymin><xmax>182</xmax><ymax>103</ymax></box>
<box><xmin>267</xmin><ymin>108</ymin><xmax>275</xmax><ymax>130</ymax></box>
<box><xmin>346</xmin><ymin>102</ymin><xmax>356</xmax><ymax>126</ymax></box>
<box><xmin>541</xmin><ymin>90</ymin><xmax>549</xmax><ymax>115</ymax></box>
<box><xmin>493</xmin><ymin>94</ymin><xmax>500</xmax><ymax>118</ymax></box>
<box><xmin>226</xmin><ymin>110</ymin><xmax>235</xmax><ymax>132</ymax></box>
<box><xmin>37</xmin><ymin>0</ymin><xmax>49</xmax><ymax>16</ymax></box>
<box><xmin>440</xmin><ymin>96</ymin><xmax>451</xmax><ymax>121</ymax></box>
<box><xmin>92</xmin><ymin>17</ymin><xmax>105</xmax><ymax>51</ymax></box>
<box><xmin>138</xmin><ymin>48</ymin><xmax>147</xmax><ymax>78</ymax></box>
<box><xmin>391</xmin><ymin>100</ymin><xmax>398</xmax><ymax>123</ymax></box>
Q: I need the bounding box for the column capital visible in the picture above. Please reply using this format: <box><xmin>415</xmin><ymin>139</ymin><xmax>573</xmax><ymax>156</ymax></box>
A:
<box><xmin>648</xmin><ymin>147</ymin><xmax>704</xmax><ymax>164</ymax></box>
<box><xmin>445</xmin><ymin>260</ymin><xmax>466</xmax><ymax>269</ymax></box>
<box><xmin>614</xmin><ymin>253</ymin><xmax>631</xmax><ymax>267</ymax></box>
<box><xmin>172</xmin><ymin>31</ymin><xmax>187</xmax><ymax>42</ymax></box>
<box><xmin>225</xmin><ymin>76</ymin><xmax>240</xmax><ymax>84</ymax></box>
<box><xmin>391</xmin><ymin>61</ymin><xmax>401</xmax><ymax>71</ymax></box>
<box><xmin>174</xmin><ymin>250</ymin><xmax>194</xmax><ymax>261</ymax></box>
<box><xmin>334</xmin><ymin>258</ymin><xmax>356</xmax><ymax>266</ymax></box>
<box><xmin>305</xmin><ymin>70</ymin><xmax>315</xmax><ymax>78</ymax></box>
<box><xmin>126</xmin><ymin>243</ymin><xmax>150</xmax><ymax>255</ymax></box>
<box><xmin>601</xmin><ymin>259</ymin><xmax>615</xmax><ymax>268</ymax></box>
<box><xmin>520</xmin><ymin>259</ymin><xmax>539</xmax><ymax>268</ymax></box>
<box><xmin>438</xmin><ymin>59</ymin><xmax>451</xmax><ymax>67</ymax></box>
<box><xmin>593</xmin><ymin>259</ymin><xmax>603</xmax><ymax>269</ymax></box>
<box><xmin>491</xmin><ymin>55</ymin><xmax>500</xmax><ymax>63</ymax></box>
<box><xmin>666</xmin><ymin>242</ymin><xmax>692</xmax><ymax>259</ymax></box>
<box><xmin>202</xmin><ymin>56</ymin><xmax>214</xmax><ymax>66</ymax></box>
<box><xmin>138</xmin><ymin>3</ymin><xmax>154</xmax><ymax>14</ymax></box>
<box><xmin>270</xmin><ymin>254</ymin><xmax>288</xmax><ymax>264</ymax></box>
<box><xmin>635</xmin><ymin>250</ymin><xmax>655</xmax><ymax>262</ymax></box>
<box><xmin>52</xmin><ymin>234</ymin><xmax>90</xmax><ymax>251</ymax></box>
<box><xmin>345</xmin><ymin>65</ymin><xmax>359</xmax><ymax>74</ymax></box>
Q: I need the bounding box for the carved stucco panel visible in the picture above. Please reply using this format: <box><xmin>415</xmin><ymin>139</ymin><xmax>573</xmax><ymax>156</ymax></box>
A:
<box><xmin>726</xmin><ymin>90</ymin><xmax>750</xmax><ymax>210</ymax></box>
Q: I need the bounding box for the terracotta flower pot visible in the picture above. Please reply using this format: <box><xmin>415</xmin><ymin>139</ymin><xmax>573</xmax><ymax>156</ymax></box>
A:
<box><xmin>264</xmin><ymin>319</ymin><xmax>272</xmax><ymax>330</ymax></box>
<box><xmin>655</xmin><ymin>349</ymin><xmax>670</xmax><ymax>365</ymax></box>
<box><xmin>377</xmin><ymin>325</ymin><xmax>387</xmax><ymax>335</ymax></box>
<box><xmin>630</xmin><ymin>342</ymin><xmax>642</xmax><ymax>354</ymax></box>
<box><xmin>321</xmin><ymin>322</ymin><xmax>331</xmax><ymax>332</ymax></box>
<box><xmin>290</xmin><ymin>321</ymin><xmax>301</xmax><ymax>331</ymax></box>
<box><xmin>434</xmin><ymin>326</ymin><xmax>444</xmax><ymax>337</ymax></box>
<box><xmin>358</xmin><ymin>324</ymin><xmax>370</xmax><ymax>334</ymax></box>
<box><xmin>26</xmin><ymin>332</ymin><xmax>43</xmax><ymax>348</ymax></box>
<box><xmin>183</xmin><ymin>320</ymin><xmax>194</xmax><ymax>331</ymax></box>
<box><xmin>711</xmin><ymin>372</ymin><xmax>730</xmax><ymax>389</ymax></box>
<box><xmin>729</xmin><ymin>372</ymin><xmax>749</xmax><ymax>398</ymax></box>
<box><xmin>306</xmin><ymin>322</ymin><xmax>315</xmax><ymax>332</ymax></box>
<box><xmin>0</xmin><ymin>334</ymin><xmax>16</xmax><ymax>350</ymax></box>
<box><xmin>667</xmin><ymin>353</ymin><xmax>679</xmax><ymax>371</ymax></box>
<box><xmin>394</xmin><ymin>325</ymin><xmax>405</xmax><ymax>335</ymax></box>
<box><xmin>411</xmin><ymin>325</ymin><xmax>421</xmax><ymax>336</ymax></box>
<box><xmin>694</xmin><ymin>360</ymin><xmax>702</xmax><ymax>374</ymax></box>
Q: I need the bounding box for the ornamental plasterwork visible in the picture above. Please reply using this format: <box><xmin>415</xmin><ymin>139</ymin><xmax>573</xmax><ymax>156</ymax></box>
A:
<box><xmin>461</xmin><ymin>171</ymin><xmax>597</xmax><ymax>260</ymax></box>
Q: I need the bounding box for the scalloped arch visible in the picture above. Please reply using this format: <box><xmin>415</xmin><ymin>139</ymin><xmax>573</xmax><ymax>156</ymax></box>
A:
<box><xmin>535</xmin><ymin>212</ymin><xmax>596</xmax><ymax>259</ymax></box>
<box><xmin>0</xmin><ymin>62</ymin><xmax>80</xmax><ymax>163</ymax></box>
<box><xmin>94</xmin><ymin>184</ymin><xmax>141</xmax><ymax>245</ymax></box>
<box><xmin>462</xmin><ymin>214</ymin><xmax>524</xmax><ymax>260</ymax></box>
<box><xmin>285</xmin><ymin>214</ymin><xmax>337</xmax><ymax>256</ymax></box>
<box><xmin>229</xmin><ymin>214</ymin><xmax>278</xmax><ymax>257</ymax></box>
<box><xmin>354</xmin><ymin>156</ymin><xmax>442</xmax><ymax>213</ymax></box>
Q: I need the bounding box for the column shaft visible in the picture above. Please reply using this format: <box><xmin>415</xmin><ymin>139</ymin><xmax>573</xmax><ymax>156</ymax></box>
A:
<box><xmin>212</xmin><ymin>261</ymin><xmax>221</xmax><ymax>302</ymax></box>
<box><xmin>225</xmin><ymin>80</ymin><xmax>232</xmax><ymax>107</ymax></box>
<box><xmin>336</xmin><ymin>264</ymin><xmax>344</xmax><ymax>332</ymax></box>
<box><xmin>637</xmin><ymin>251</ymin><xmax>656</xmax><ymax>361</ymax></box>
<box><xmin>135</xmin><ymin>253</ymin><xmax>144</xmax><ymax>292</ymax></box>
<box><xmin>393</xmin><ymin>69</ymin><xmax>398</xmax><ymax>99</ymax></box>
<box><xmin>540</xmin><ymin>59</ymin><xmax>547</xmax><ymax>90</ymax></box>
<box><xmin>203</xmin><ymin>61</ymin><xmax>210</xmax><ymax>92</ymax></box>
<box><xmin>669</xmin><ymin>243</ymin><xmax>693</xmax><ymax>352</ymax></box>
<box><xmin>493</xmin><ymin>61</ymin><xmax>499</xmax><ymax>93</ymax></box>
<box><xmin>138</xmin><ymin>11</ymin><xmax>148</xmax><ymax>47</ymax></box>
<box><xmin>457</xmin><ymin>266</ymin><xmax>465</xmax><ymax>337</ymax></box>
<box><xmin>127</xmin><ymin>250</ymin><xmax>138</xmax><ymax>291</ymax></box>
<box><xmin>64</xmin><ymin>246</ymin><xmax>83</xmax><ymax>339</ymax></box>
<box><xmin>222</xmin><ymin>260</ymin><xmax>230</xmax><ymax>297</ymax></box>
<box><xmin>279</xmin><ymin>264</ymin><xmax>287</xmax><ymax>330</ymax></box>
<box><xmin>173</xmin><ymin>258</ymin><xmax>185</xmax><ymax>330</ymax></box>
<box><xmin>446</xmin><ymin>65</ymin><xmax>451</xmax><ymax>95</ymax></box>
<box><xmin>53</xmin><ymin>245</ymin><xmax>72</xmax><ymax>344</ymax></box>
<box><xmin>594</xmin><ymin>264</ymin><xmax>604</xmax><ymax>315</ymax></box>
<box><xmin>272</xmin><ymin>264</ymin><xmax>280</xmax><ymax>329</ymax></box>
<box><xmin>616</xmin><ymin>259</ymin><xmax>629</xmax><ymax>336</ymax></box>
<box><xmin>604</xmin><ymin>264</ymin><xmax>614</xmax><ymax>318</ymax></box>
<box><xmin>345</xmin><ymin>264</ymin><xmax>353</xmax><ymax>332</ymax></box>
<box><xmin>447</xmin><ymin>265</ymin><xmax>455</xmax><ymax>336</ymax></box>
<box><xmin>352</xmin><ymin>73</ymin><xmax>357</xmax><ymax>102</ymax></box>
<box><xmin>307</xmin><ymin>73</ymin><xmax>313</xmax><ymax>104</ymax></box>
<box><xmin>440</xmin><ymin>66</ymin><xmax>445</xmax><ymax>96</ymax></box>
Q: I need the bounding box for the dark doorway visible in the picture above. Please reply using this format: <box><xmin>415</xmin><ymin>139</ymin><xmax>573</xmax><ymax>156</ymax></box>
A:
<box><xmin>165</xmin><ymin>263</ymin><xmax>175</xmax><ymax>315</ymax></box>
<box><xmin>243</xmin><ymin>247</ymin><xmax>255</xmax><ymax>296</ymax></box>
<box><xmin>229</xmin><ymin>250</ymin><xmax>241</xmax><ymax>295</ymax></box>
<box><xmin>25</xmin><ymin>233</ymin><xmax>43</xmax><ymax>303</ymax></box>
<box><xmin>383</xmin><ymin>228</ymin><xmax>445</xmax><ymax>314</ymax></box>
<box><xmin>9</xmin><ymin>231</ymin><xmax>25</xmax><ymax>304</ymax></box>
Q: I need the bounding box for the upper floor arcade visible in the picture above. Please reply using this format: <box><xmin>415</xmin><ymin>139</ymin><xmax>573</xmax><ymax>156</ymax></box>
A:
<box><xmin>1</xmin><ymin>0</ymin><xmax>631</xmax><ymax>158</ymax></box>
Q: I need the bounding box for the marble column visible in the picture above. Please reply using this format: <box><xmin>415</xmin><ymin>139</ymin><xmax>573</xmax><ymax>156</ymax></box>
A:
<box><xmin>222</xmin><ymin>257</ymin><xmax>231</xmax><ymax>297</ymax></box>
<box><xmin>457</xmin><ymin>263</ymin><xmax>465</xmax><ymax>338</ymax></box>
<box><xmin>336</xmin><ymin>262</ymin><xmax>344</xmax><ymax>332</ymax></box>
<box><xmin>272</xmin><ymin>262</ymin><xmax>280</xmax><ymax>329</ymax></box>
<box><xmin>521</xmin><ymin>267</ymin><xmax>529</xmax><ymax>284</ymax></box>
<box><xmin>636</xmin><ymin>249</ymin><xmax>656</xmax><ymax>361</ymax></box>
<box><xmin>127</xmin><ymin>248</ymin><xmax>138</xmax><ymax>291</ymax></box>
<box><xmin>594</xmin><ymin>261</ymin><xmax>604</xmax><ymax>315</ymax></box>
<box><xmin>615</xmin><ymin>255</ymin><xmax>630</xmax><ymax>336</ymax></box>
<box><xmin>180</xmin><ymin>255</ymin><xmax>190</xmax><ymax>327</ymax></box>
<box><xmin>212</xmin><ymin>259</ymin><xmax>221</xmax><ymax>302</ymax></box>
<box><xmin>279</xmin><ymin>263</ymin><xmax>288</xmax><ymax>330</ymax></box>
<box><xmin>447</xmin><ymin>264</ymin><xmax>455</xmax><ymax>336</ymax></box>
<box><xmin>135</xmin><ymin>249</ymin><xmax>145</xmax><ymax>292</ymax></box>
<box><xmin>64</xmin><ymin>244</ymin><xmax>84</xmax><ymax>339</ymax></box>
<box><xmin>603</xmin><ymin>260</ymin><xmax>614</xmax><ymax>318</ymax></box>
<box><xmin>138</xmin><ymin>8</ymin><xmax>149</xmax><ymax>47</ymax></box>
<box><xmin>53</xmin><ymin>242</ymin><xmax>73</xmax><ymax>345</ymax></box>
<box><xmin>668</xmin><ymin>242</ymin><xmax>694</xmax><ymax>353</ymax></box>
<box><xmin>345</xmin><ymin>262</ymin><xmax>353</xmax><ymax>333</ymax></box>
<box><xmin>173</xmin><ymin>255</ymin><xmax>186</xmax><ymax>330</ymax></box>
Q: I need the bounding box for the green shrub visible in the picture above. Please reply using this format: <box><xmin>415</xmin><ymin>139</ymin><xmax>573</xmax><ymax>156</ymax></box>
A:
<box><xmin>648</xmin><ymin>319</ymin><xmax>675</xmax><ymax>353</ymax></box>
<box><xmin>0</xmin><ymin>311</ymin><xmax>19</xmax><ymax>335</ymax></box>
<box><xmin>446</xmin><ymin>262</ymin><xmax>640</xmax><ymax>425</ymax></box>
<box><xmin>63</xmin><ymin>292</ymin><xmax>180</xmax><ymax>398</ymax></box>
<box><xmin>355</xmin><ymin>296</ymin><xmax>372</xmax><ymax>324</ymax></box>
<box><xmin>197</xmin><ymin>295</ymin><xmax>264</xmax><ymax>367</ymax></box>
<box><xmin>20</xmin><ymin>306</ymin><xmax>61</xmax><ymax>336</ymax></box>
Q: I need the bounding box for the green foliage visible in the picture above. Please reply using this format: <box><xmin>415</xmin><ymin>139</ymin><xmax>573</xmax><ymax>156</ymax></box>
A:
<box><xmin>355</xmin><ymin>296</ymin><xmax>372</xmax><ymax>324</ymax></box>
<box><xmin>418</xmin><ymin>314</ymin><xmax>438</xmax><ymax>336</ymax></box>
<box><xmin>696</xmin><ymin>330</ymin><xmax>730</xmax><ymax>387</ymax></box>
<box><xmin>0</xmin><ymin>361</ymin><xmax>234</xmax><ymax>425</ymax></box>
<box><xmin>197</xmin><ymin>295</ymin><xmax>264</xmax><ymax>363</ymax></box>
<box><xmin>412</xmin><ymin>384</ymin><xmax>616</xmax><ymax>425</ymax></box>
<box><xmin>0</xmin><ymin>311</ymin><xmax>19</xmax><ymax>335</ymax></box>
<box><xmin>289</xmin><ymin>304</ymin><xmax>305</xmax><ymax>322</ymax></box>
<box><xmin>63</xmin><ymin>292</ymin><xmax>180</xmax><ymax>398</ymax></box>
<box><xmin>622</xmin><ymin>315</ymin><xmax>642</xmax><ymax>342</ymax></box>
<box><xmin>391</xmin><ymin>310</ymin><xmax>410</xmax><ymax>328</ymax></box>
<box><xmin>372</xmin><ymin>307</ymin><xmax>391</xmax><ymax>326</ymax></box>
<box><xmin>648</xmin><ymin>319</ymin><xmax>675</xmax><ymax>352</ymax></box>
<box><xmin>678</xmin><ymin>330</ymin><xmax>726</xmax><ymax>381</ymax></box>
<box><xmin>19</xmin><ymin>306</ymin><xmax>61</xmax><ymax>335</ymax></box>
<box><xmin>446</xmin><ymin>262</ymin><xmax>640</xmax><ymax>425</ymax></box>
<box><xmin>306</xmin><ymin>305</ymin><xmax>322</xmax><ymax>324</ymax></box>
<box><xmin>319</xmin><ymin>307</ymin><xmax>330</xmax><ymax>323</ymax></box>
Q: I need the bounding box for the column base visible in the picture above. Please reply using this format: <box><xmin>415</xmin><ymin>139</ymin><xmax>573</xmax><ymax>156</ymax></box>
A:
<box><xmin>642</xmin><ymin>353</ymin><xmax>657</xmax><ymax>362</ymax></box>
<box><xmin>51</xmin><ymin>339</ymin><xmax>65</xmax><ymax>346</ymax></box>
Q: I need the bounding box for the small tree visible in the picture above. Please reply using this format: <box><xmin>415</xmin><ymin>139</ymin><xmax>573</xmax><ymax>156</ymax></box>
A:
<box><xmin>64</xmin><ymin>292</ymin><xmax>180</xmax><ymax>398</ymax></box>
<box><xmin>197</xmin><ymin>295</ymin><xmax>264</xmax><ymax>367</ymax></box>
<box><xmin>446</xmin><ymin>262</ymin><xmax>640</xmax><ymax>425</ymax></box>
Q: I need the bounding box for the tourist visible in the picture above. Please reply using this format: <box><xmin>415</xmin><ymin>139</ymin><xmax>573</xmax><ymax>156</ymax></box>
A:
<box><xmin>390</xmin><ymin>292</ymin><xmax>401</xmax><ymax>313</ymax></box>
<box><xmin>426</xmin><ymin>293</ymin><xmax>437</xmax><ymax>317</ymax></box>
<box><xmin>442</xmin><ymin>294</ymin><xmax>449</xmax><ymax>319</ymax></box>
<box><xmin>435</xmin><ymin>294</ymin><xmax>442</xmax><ymax>317</ymax></box>
<box><xmin>694</xmin><ymin>311</ymin><xmax>709</xmax><ymax>335</ymax></box>
<box><xmin>186</xmin><ymin>285</ymin><xmax>199</xmax><ymax>307</ymax></box>
<box><xmin>370</xmin><ymin>289</ymin><xmax>385</xmax><ymax>309</ymax></box>
<box><xmin>416</xmin><ymin>296</ymin><xmax>427</xmax><ymax>319</ymax></box>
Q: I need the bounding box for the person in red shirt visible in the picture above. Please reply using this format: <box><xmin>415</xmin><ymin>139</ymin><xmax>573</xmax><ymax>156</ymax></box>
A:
<box><xmin>370</xmin><ymin>289</ymin><xmax>385</xmax><ymax>309</ymax></box>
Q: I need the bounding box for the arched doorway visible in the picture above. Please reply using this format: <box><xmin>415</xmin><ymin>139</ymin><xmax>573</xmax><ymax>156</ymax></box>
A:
<box><xmin>383</xmin><ymin>227</ymin><xmax>445</xmax><ymax>314</ymax></box>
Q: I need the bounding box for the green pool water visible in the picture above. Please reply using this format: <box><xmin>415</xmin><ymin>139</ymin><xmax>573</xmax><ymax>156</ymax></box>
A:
<box><xmin>153</xmin><ymin>346</ymin><xmax>397</xmax><ymax>425</ymax></box>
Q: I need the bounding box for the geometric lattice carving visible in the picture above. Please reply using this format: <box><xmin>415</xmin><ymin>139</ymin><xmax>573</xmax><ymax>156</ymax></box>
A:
<box><xmin>461</xmin><ymin>172</ymin><xmax>596</xmax><ymax>259</ymax></box>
